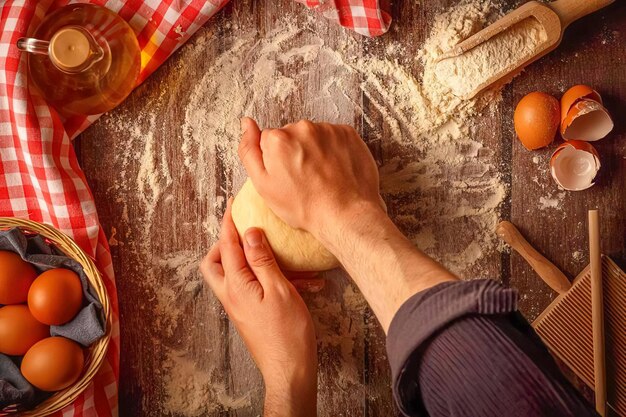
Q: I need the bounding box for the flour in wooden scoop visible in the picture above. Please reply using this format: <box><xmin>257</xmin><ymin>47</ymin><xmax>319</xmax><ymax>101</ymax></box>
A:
<box><xmin>435</xmin><ymin>16</ymin><xmax>548</xmax><ymax>98</ymax></box>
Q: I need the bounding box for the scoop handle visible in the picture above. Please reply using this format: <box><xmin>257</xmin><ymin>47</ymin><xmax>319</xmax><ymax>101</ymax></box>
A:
<box><xmin>549</xmin><ymin>0</ymin><xmax>615</xmax><ymax>28</ymax></box>
<box><xmin>496</xmin><ymin>221</ymin><xmax>572</xmax><ymax>294</ymax></box>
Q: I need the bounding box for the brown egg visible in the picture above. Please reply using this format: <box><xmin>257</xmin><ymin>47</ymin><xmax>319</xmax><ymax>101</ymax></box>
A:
<box><xmin>21</xmin><ymin>337</ymin><xmax>84</xmax><ymax>391</ymax></box>
<box><xmin>0</xmin><ymin>250</ymin><xmax>38</xmax><ymax>305</ymax></box>
<box><xmin>514</xmin><ymin>92</ymin><xmax>560</xmax><ymax>150</ymax></box>
<box><xmin>0</xmin><ymin>305</ymin><xmax>50</xmax><ymax>355</ymax></box>
<box><xmin>28</xmin><ymin>268</ymin><xmax>83</xmax><ymax>326</ymax></box>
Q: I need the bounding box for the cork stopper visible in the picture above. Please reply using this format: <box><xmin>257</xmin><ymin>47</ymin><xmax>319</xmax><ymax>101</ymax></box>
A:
<box><xmin>49</xmin><ymin>27</ymin><xmax>91</xmax><ymax>70</ymax></box>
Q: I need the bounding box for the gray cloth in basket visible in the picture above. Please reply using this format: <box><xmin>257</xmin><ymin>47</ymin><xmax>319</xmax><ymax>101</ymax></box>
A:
<box><xmin>0</xmin><ymin>355</ymin><xmax>35</xmax><ymax>408</ymax></box>
<box><xmin>0</xmin><ymin>227</ymin><xmax>106</xmax><ymax>409</ymax></box>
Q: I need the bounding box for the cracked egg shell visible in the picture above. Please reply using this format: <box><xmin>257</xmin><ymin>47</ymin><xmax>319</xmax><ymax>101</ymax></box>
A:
<box><xmin>561</xmin><ymin>99</ymin><xmax>614</xmax><ymax>141</ymax></box>
<box><xmin>550</xmin><ymin>140</ymin><xmax>601</xmax><ymax>191</ymax></box>
<box><xmin>561</xmin><ymin>84</ymin><xmax>602</xmax><ymax>121</ymax></box>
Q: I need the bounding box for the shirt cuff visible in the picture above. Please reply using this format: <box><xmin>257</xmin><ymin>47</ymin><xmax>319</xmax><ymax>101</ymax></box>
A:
<box><xmin>386</xmin><ymin>279</ymin><xmax>519</xmax><ymax>415</ymax></box>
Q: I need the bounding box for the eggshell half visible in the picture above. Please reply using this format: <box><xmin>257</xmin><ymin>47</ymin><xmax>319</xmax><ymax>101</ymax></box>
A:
<box><xmin>550</xmin><ymin>141</ymin><xmax>601</xmax><ymax>191</ymax></box>
<box><xmin>561</xmin><ymin>99</ymin><xmax>614</xmax><ymax>141</ymax></box>
<box><xmin>560</xmin><ymin>84</ymin><xmax>602</xmax><ymax>122</ymax></box>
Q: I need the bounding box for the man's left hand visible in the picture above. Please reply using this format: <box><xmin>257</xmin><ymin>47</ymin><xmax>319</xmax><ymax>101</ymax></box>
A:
<box><xmin>201</xmin><ymin>199</ymin><xmax>318</xmax><ymax>417</ymax></box>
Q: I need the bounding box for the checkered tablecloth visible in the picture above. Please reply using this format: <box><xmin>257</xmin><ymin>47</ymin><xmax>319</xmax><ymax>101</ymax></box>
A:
<box><xmin>0</xmin><ymin>0</ymin><xmax>390</xmax><ymax>415</ymax></box>
<box><xmin>296</xmin><ymin>0</ymin><xmax>391</xmax><ymax>36</ymax></box>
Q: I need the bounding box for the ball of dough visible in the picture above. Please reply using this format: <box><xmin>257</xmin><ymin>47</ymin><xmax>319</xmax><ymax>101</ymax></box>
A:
<box><xmin>231</xmin><ymin>179</ymin><xmax>340</xmax><ymax>272</ymax></box>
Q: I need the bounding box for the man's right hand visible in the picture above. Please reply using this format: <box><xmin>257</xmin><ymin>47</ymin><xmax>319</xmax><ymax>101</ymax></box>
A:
<box><xmin>238</xmin><ymin>118</ymin><xmax>384</xmax><ymax>240</ymax></box>
<box><xmin>238</xmin><ymin>117</ymin><xmax>457</xmax><ymax>332</ymax></box>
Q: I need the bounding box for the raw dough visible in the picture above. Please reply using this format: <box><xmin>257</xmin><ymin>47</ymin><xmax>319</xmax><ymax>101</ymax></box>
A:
<box><xmin>231</xmin><ymin>178</ymin><xmax>340</xmax><ymax>272</ymax></box>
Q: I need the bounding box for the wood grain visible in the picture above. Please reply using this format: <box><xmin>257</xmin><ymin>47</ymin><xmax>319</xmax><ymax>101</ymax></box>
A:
<box><xmin>74</xmin><ymin>0</ymin><xmax>626</xmax><ymax>415</ymax></box>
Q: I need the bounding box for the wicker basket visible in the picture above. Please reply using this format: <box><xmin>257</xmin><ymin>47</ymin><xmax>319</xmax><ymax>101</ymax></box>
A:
<box><xmin>0</xmin><ymin>218</ymin><xmax>112</xmax><ymax>417</ymax></box>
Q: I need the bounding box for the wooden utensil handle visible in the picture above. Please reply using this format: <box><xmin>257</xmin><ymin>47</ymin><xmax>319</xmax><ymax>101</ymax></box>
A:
<box><xmin>588</xmin><ymin>210</ymin><xmax>607</xmax><ymax>416</ymax></box>
<box><xmin>496</xmin><ymin>221</ymin><xmax>571</xmax><ymax>294</ymax></box>
<box><xmin>549</xmin><ymin>0</ymin><xmax>615</xmax><ymax>28</ymax></box>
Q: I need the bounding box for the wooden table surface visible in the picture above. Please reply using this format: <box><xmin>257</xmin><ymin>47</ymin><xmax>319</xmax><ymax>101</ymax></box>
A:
<box><xmin>75</xmin><ymin>1</ymin><xmax>626</xmax><ymax>416</ymax></box>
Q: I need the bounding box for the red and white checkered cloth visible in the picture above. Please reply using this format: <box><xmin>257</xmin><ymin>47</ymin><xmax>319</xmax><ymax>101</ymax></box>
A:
<box><xmin>297</xmin><ymin>0</ymin><xmax>391</xmax><ymax>36</ymax></box>
<box><xmin>0</xmin><ymin>0</ymin><xmax>390</xmax><ymax>415</ymax></box>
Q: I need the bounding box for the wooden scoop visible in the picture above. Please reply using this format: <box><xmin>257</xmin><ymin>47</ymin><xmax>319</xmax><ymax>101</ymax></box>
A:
<box><xmin>437</xmin><ymin>0</ymin><xmax>615</xmax><ymax>99</ymax></box>
<box><xmin>496</xmin><ymin>221</ymin><xmax>571</xmax><ymax>294</ymax></box>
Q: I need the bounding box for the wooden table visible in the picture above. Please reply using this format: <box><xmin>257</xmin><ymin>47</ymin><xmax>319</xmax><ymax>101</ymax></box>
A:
<box><xmin>75</xmin><ymin>1</ymin><xmax>626</xmax><ymax>415</ymax></box>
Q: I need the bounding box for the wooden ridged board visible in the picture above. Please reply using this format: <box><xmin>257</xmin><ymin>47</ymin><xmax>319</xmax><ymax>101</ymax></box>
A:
<box><xmin>534</xmin><ymin>256</ymin><xmax>625</xmax><ymax>416</ymax></box>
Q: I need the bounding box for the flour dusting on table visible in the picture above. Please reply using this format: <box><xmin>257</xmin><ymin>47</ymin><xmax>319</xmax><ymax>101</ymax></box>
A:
<box><xmin>97</xmin><ymin>1</ymin><xmax>520</xmax><ymax>413</ymax></box>
<box><xmin>163</xmin><ymin>350</ymin><xmax>250</xmax><ymax>415</ymax></box>
<box><xmin>182</xmin><ymin>0</ymin><xmax>509</xmax><ymax>275</ymax></box>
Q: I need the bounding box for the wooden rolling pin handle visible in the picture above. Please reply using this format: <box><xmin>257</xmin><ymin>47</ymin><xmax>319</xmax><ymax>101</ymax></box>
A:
<box><xmin>549</xmin><ymin>0</ymin><xmax>615</xmax><ymax>29</ymax></box>
<box><xmin>496</xmin><ymin>221</ymin><xmax>572</xmax><ymax>294</ymax></box>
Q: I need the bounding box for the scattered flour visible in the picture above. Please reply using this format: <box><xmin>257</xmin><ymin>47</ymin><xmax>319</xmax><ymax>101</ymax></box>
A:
<box><xmin>137</xmin><ymin>114</ymin><xmax>173</xmax><ymax>222</ymax></box>
<box><xmin>157</xmin><ymin>251</ymin><xmax>202</xmax><ymax>292</ymax></box>
<box><xmin>85</xmin><ymin>103</ymin><xmax>237</xmax><ymax>412</ymax></box>
<box><xmin>307</xmin><ymin>280</ymin><xmax>373</xmax><ymax>387</ymax></box>
<box><xmin>181</xmin><ymin>0</ymin><xmax>509</xmax><ymax>275</ymax></box>
<box><xmin>98</xmin><ymin>0</ymin><xmax>533</xmax><ymax>413</ymax></box>
<box><xmin>572</xmin><ymin>250</ymin><xmax>584</xmax><ymax>262</ymax></box>
<box><xmin>539</xmin><ymin>191</ymin><xmax>566</xmax><ymax>210</ymax></box>
<box><xmin>163</xmin><ymin>350</ymin><xmax>250</xmax><ymax>415</ymax></box>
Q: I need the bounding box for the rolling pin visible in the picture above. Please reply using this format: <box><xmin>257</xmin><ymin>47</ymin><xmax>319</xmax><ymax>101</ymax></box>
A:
<box><xmin>496</xmin><ymin>221</ymin><xmax>571</xmax><ymax>294</ymax></box>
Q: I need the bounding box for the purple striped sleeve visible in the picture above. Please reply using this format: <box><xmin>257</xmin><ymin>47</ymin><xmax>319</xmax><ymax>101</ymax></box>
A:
<box><xmin>386</xmin><ymin>279</ymin><xmax>597</xmax><ymax>417</ymax></box>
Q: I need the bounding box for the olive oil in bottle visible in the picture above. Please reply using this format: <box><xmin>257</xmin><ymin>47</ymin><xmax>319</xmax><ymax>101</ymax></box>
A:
<box><xmin>17</xmin><ymin>4</ymin><xmax>141</xmax><ymax>116</ymax></box>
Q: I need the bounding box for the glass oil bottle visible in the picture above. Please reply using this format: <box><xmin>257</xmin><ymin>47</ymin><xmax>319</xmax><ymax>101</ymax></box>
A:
<box><xmin>17</xmin><ymin>4</ymin><xmax>141</xmax><ymax>116</ymax></box>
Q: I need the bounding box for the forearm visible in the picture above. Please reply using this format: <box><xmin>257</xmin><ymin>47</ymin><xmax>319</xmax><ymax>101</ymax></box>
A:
<box><xmin>264</xmin><ymin>377</ymin><xmax>317</xmax><ymax>417</ymax></box>
<box><xmin>317</xmin><ymin>201</ymin><xmax>457</xmax><ymax>332</ymax></box>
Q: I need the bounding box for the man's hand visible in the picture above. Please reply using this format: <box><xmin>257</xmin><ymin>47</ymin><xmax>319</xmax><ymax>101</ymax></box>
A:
<box><xmin>238</xmin><ymin>118</ymin><xmax>383</xmax><ymax>238</ymax></box>
<box><xmin>238</xmin><ymin>118</ymin><xmax>457</xmax><ymax>332</ymax></box>
<box><xmin>201</xmin><ymin>200</ymin><xmax>317</xmax><ymax>417</ymax></box>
